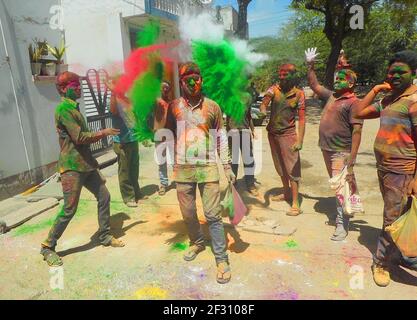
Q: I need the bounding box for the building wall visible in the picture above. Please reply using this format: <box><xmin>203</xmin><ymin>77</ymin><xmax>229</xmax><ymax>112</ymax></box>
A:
<box><xmin>0</xmin><ymin>0</ymin><xmax>63</xmax><ymax>199</ymax></box>
<box><xmin>62</xmin><ymin>0</ymin><xmax>146</xmax><ymax>75</ymax></box>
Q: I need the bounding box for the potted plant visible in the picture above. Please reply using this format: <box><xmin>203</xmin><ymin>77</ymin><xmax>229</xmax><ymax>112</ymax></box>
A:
<box><xmin>34</xmin><ymin>39</ymin><xmax>49</xmax><ymax>75</ymax></box>
<box><xmin>28</xmin><ymin>43</ymin><xmax>42</xmax><ymax>75</ymax></box>
<box><xmin>47</xmin><ymin>40</ymin><xmax>68</xmax><ymax>75</ymax></box>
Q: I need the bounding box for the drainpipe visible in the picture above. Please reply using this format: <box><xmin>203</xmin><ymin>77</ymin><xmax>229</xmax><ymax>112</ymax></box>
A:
<box><xmin>0</xmin><ymin>3</ymin><xmax>33</xmax><ymax>182</ymax></box>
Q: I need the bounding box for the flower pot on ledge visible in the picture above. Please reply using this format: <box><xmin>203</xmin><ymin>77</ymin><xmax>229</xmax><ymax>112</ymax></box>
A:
<box><xmin>31</xmin><ymin>62</ymin><xmax>42</xmax><ymax>75</ymax></box>
<box><xmin>56</xmin><ymin>63</ymin><xmax>68</xmax><ymax>75</ymax></box>
<box><xmin>45</xmin><ymin>62</ymin><xmax>56</xmax><ymax>76</ymax></box>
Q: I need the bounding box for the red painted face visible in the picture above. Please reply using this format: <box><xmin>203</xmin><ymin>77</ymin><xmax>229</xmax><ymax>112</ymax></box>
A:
<box><xmin>181</xmin><ymin>74</ymin><xmax>202</xmax><ymax>97</ymax></box>
<box><xmin>162</xmin><ymin>82</ymin><xmax>171</xmax><ymax>96</ymax></box>
<box><xmin>278</xmin><ymin>65</ymin><xmax>297</xmax><ymax>89</ymax></box>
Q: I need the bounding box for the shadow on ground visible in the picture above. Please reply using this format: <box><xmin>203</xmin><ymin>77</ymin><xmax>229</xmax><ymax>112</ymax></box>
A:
<box><xmin>57</xmin><ymin>212</ymin><xmax>147</xmax><ymax>257</ymax></box>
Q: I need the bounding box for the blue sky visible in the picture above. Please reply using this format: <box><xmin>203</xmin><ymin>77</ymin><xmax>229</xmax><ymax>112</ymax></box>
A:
<box><xmin>213</xmin><ymin>0</ymin><xmax>294</xmax><ymax>38</ymax></box>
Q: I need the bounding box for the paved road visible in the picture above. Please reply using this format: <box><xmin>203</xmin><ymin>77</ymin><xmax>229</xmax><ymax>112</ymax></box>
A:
<box><xmin>1</xmin><ymin>101</ymin><xmax>416</xmax><ymax>300</ymax></box>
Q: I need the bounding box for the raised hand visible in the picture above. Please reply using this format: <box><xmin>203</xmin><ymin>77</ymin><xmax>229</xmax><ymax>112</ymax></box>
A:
<box><xmin>305</xmin><ymin>47</ymin><xmax>319</xmax><ymax>64</ymax></box>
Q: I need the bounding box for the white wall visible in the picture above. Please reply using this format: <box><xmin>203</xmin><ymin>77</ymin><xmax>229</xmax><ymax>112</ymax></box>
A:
<box><xmin>62</xmin><ymin>0</ymin><xmax>146</xmax><ymax>75</ymax></box>
<box><xmin>0</xmin><ymin>0</ymin><xmax>62</xmax><ymax>181</ymax></box>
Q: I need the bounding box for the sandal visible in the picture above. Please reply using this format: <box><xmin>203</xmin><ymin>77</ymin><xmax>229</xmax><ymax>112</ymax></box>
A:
<box><xmin>41</xmin><ymin>248</ymin><xmax>63</xmax><ymax>267</ymax></box>
<box><xmin>104</xmin><ymin>237</ymin><xmax>125</xmax><ymax>247</ymax></box>
<box><xmin>286</xmin><ymin>207</ymin><xmax>303</xmax><ymax>216</ymax></box>
<box><xmin>216</xmin><ymin>262</ymin><xmax>231</xmax><ymax>284</ymax></box>
<box><xmin>183</xmin><ymin>245</ymin><xmax>205</xmax><ymax>261</ymax></box>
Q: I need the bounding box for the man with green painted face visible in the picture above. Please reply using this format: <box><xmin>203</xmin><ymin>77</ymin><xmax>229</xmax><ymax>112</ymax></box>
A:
<box><xmin>40</xmin><ymin>72</ymin><xmax>125</xmax><ymax>267</ymax></box>
<box><xmin>354</xmin><ymin>50</ymin><xmax>417</xmax><ymax>287</ymax></box>
<box><xmin>164</xmin><ymin>62</ymin><xmax>235</xmax><ymax>284</ymax></box>
<box><xmin>305</xmin><ymin>48</ymin><xmax>363</xmax><ymax>241</ymax></box>
<box><xmin>260</xmin><ymin>63</ymin><xmax>306</xmax><ymax>216</ymax></box>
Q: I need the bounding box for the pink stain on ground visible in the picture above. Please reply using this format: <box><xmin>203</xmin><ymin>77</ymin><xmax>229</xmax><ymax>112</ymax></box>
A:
<box><xmin>274</xmin><ymin>289</ymin><xmax>299</xmax><ymax>300</ymax></box>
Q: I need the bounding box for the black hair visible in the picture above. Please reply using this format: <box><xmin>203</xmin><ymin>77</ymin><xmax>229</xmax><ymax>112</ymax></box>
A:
<box><xmin>389</xmin><ymin>50</ymin><xmax>417</xmax><ymax>75</ymax></box>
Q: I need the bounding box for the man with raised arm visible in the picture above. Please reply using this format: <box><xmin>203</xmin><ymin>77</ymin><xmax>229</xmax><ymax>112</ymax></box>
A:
<box><xmin>305</xmin><ymin>48</ymin><xmax>363</xmax><ymax>241</ymax></box>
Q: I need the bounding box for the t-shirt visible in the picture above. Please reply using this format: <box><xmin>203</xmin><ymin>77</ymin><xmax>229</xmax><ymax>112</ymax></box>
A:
<box><xmin>263</xmin><ymin>85</ymin><xmax>305</xmax><ymax>136</ymax></box>
<box><xmin>165</xmin><ymin>97</ymin><xmax>231</xmax><ymax>183</ymax></box>
<box><xmin>372</xmin><ymin>85</ymin><xmax>417</xmax><ymax>174</ymax></box>
<box><xmin>319</xmin><ymin>93</ymin><xmax>363</xmax><ymax>152</ymax></box>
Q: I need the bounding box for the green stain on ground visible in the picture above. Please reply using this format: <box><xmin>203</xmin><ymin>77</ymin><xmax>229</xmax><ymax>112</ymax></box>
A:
<box><xmin>170</xmin><ymin>242</ymin><xmax>188</xmax><ymax>252</ymax></box>
<box><xmin>110</xmin><ymin>201</ymin><xmax>134</xmax><ymax>214</ymax></box>
<box><xmin>13</xmin><ymin>216</ymin><xmax>56</xmax><ymax>237</ymax></box>
<box><xmin>285</xmin><ymin>239</ymin><xmax>298</xmax><ymax>248</ymax></box>
<box><xmin>13</xmin><ymin>199</ymin><xmax>93</xmax><ymax>237</ymax></box>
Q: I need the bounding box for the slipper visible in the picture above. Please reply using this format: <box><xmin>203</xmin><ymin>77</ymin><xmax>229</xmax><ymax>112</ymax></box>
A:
<box><xmin>271</xmin><ymin>194</ymin><xmax>287</xmax><ymax>202</ymax></box>
<box><xmin>216</xmin><ymin>262</ymin><xmax>231</xmax><ymax>284</ymax></box>
<box><xmin>286</xmin><ymin>207</ymin><xmax>303</xmax><ymax>216</ymax></box>
<box><xmin>42</xmin><ymin>249</ymin><xmax>63</xmax><ymax>267</ymax></box>
<box><xmin>183</xmin><ymin>245</ymin><xmax>205</xmax><ymax>261</ymax></box>
<box><xmin>104</xmin><ymin>237</ymin><xmax>125</xmax><ymax>247</ymax></box>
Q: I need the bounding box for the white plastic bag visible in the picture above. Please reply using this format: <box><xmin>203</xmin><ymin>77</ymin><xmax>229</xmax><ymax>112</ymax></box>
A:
<box><xmin>329</xmin><ymin>166</ymin><xmax>364</xmax><ymax>217</ymax></box>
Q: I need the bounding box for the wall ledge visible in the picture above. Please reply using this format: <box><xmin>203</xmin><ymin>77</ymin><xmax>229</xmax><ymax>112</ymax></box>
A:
<box><xmin>32</xmin><ymin>75</ymin><xmax>56</xmax><ymax>83</ymax></box>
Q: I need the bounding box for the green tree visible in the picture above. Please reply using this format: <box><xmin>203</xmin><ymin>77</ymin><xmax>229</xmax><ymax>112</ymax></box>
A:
<box><xmin>345</xmin><ymin>2</ymin><xmax>417</xmax><ymax>84</ymax></box>
<box><xmin>292</xmin><ymin>0</ymin><xmax>378</xmax><ymax>88</ymax></box>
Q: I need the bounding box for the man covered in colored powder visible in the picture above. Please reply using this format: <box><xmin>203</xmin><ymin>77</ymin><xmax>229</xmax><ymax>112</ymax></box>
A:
<box><xmin>164</xmin><ymin>62</ymin><xmax>235</xmax><ymax>284</ymax></box>
<box><xmin>108</xmin><ymin>77</ymin><xmax>146</xmax><ymax>208</ymax></box>
<box><xmin>153</xmin><ymin>80</ymin><xmax>172</xmax><ymax>196</ymax></box>
<box><xmin>259</xmin><ymin>63</ymin><xmax>306</xmax><ymax>216</ymax></box>
<box><xmin>40</xmin><ymin>72</ymin><xmax>125</xmax><ymax>266</ymax></box>
<box><xmin>227</xmin><ymin>89</ymin><xmax>258</xmax><ymax>196</ymax></box>
<box><xmin>353</xmin><ymin>50</ymin><xmax>417</xmax><ymax>287</ymax></box>
<box><xmin>305</xmin><ymin>48</ymin><xmax>363</xmax><ymax>241</ymax></box>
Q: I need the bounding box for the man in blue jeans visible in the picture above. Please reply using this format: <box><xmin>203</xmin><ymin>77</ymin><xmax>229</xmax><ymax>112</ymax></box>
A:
<box><xmin>164</xmin><ymin>63</ymin><xmax>236</xmax><ymax>284</ymax></box>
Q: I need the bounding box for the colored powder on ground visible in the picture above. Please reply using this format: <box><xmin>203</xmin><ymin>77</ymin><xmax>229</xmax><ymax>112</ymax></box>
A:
<box><xmin>13</xmin><ymin>216</ymin><xmax>56</xmax><ymax>237</ymax></box>
<box><xmin>13</xmin><ymin>200</ymin><xmax>92</xmax><ymax>237</ymax></box>
<box><xmin>285</xmin><ymin>239</ymin><xmax>298</xmax><ymax>248</ymax></box>
<box><xmin>275</xmin><ymin>289</ymin><xmax>299</xmax><ymax>300</ymax></box>
<box><xmin>192</xmin><ymin>40</ymin><xmax>250</xmax><ymax>124</ymax></box>
<box><xmin>134</xmin><ymin>286</ymin><xmax>168</xmax><ymax>300</ymax></box>
<box><xmin>170</xmin><ymin>242</ymin><xmax>188</xmax><ymax>252</ymax></box>
<box><xmin>110</xmin><ymin>201</ymin><xmax>134</xmax><ymax>214</ymax></box>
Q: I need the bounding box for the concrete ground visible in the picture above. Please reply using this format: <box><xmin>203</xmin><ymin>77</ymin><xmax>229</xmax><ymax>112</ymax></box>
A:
<box><xmin>0</xmin><ymin>101</ymin><xmax>416</xmax><ymax>300</ymax></box>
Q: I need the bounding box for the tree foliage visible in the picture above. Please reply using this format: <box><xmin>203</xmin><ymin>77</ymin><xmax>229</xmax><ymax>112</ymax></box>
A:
<box><xmin>250</xmin><ymin>1</ymin><xmax>417</xmax><ymax>91</ymax></box>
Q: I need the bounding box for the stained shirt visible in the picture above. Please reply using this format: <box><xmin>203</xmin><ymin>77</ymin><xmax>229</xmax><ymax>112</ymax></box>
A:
<box><xmin>371</xmin><ymin>85</ymin><xmax>417</xmax><ymax>174</ymax></box>
<box><xmin>111</xmin><ymin>98</ymin><xmax>137</xmax><ymax>144</ymax></box>
<box><xmin>165</xmin><ymin>97</ymin><xmax>231</xmax><ymax>183</ymax></box>
<box><xmin>55</xmin><ymin>98</ymin><xmax>103</xmax><ymax>173</ymax></box>
<box><xmin>261</xmin><ymin>85</ymin><xmax>305</xmax><ymax>136</ymax></box>
<box><xmin>319</xmin><ymin>93</ymin><xmax>363</xmax><ymax>152</ymax></box>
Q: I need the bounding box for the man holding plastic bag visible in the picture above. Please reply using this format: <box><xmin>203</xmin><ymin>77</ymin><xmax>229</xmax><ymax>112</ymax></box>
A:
<box><xmin>354</xmin><ymin>50</ymin><xmax>417</xmax><ymax>287</ymax></box>
<box><xmin>329</xmin><ymin>166</ymin><xmax>364</xmax><ymax>217</ymax></box>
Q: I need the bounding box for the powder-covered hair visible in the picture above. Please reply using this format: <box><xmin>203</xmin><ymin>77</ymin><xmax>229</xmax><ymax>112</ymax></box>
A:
<box><xmin>337</xmin><ymin>68</ymin><xmax>357</xmax><ymax>86</ymax></box>
<box><xmin>56</xmin><ymin>71</ymin><xmax>80</xmax><ymax>96</ymax></box>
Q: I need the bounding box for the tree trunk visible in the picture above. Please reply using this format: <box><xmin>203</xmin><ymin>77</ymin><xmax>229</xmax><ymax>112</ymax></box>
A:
<box><xmin>236</xmin><ymin>0</ymin><xmax>251</xmax><ymax>39</ymax></box>
<box><xmin>324</xmin><ymin>37</ymin><xmax>343</xmax><ymax>89</ymax></box>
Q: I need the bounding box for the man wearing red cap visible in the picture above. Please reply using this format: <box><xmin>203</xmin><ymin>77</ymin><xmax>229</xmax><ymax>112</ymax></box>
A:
<box><xmin>260</xmin><ymin>63</ymin><xmax>306</xmax><ymax>216</ymax></box>
<box><xmin>164</xmin><ymin>62</ymin><xmax>235</xmax><ymax>284</ymax></box>
<box><xmin>40</xmin><ymin>72</ymin><xmax>125</xmax><ymax>267</ymax></box>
